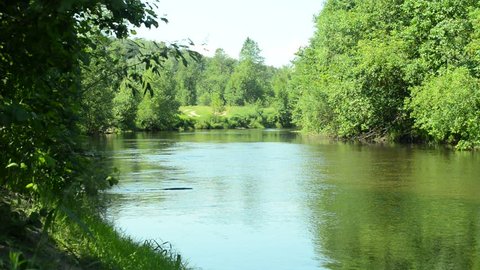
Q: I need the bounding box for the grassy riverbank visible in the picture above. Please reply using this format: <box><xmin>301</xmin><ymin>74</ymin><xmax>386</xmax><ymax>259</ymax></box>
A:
<box><xmin>53</xmin><ymin>212</ymin><xmax>185</xmax><ymax>270</ymax></box>
<box><xmin>0</xmin><ymin>192</ymin><xmax>185</xmax><ymax>270</ymax></box>
<box><xmin>179</xmin><ymin>105</ymin><xmax>280</xmax><ymax>130</ymax></box>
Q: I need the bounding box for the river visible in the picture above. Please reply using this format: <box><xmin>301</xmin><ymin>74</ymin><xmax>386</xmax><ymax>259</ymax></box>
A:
<box><xmin>93</xmin><ymin>129</ymin><xmax>480</xmax><ymax>270</ymax></box>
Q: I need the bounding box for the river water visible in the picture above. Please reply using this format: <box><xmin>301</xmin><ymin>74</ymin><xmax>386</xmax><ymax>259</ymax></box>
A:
<box><xmin>94</xmin><ymin>130</ymin><xmax>480</xmax><ymax>270</ymax></box>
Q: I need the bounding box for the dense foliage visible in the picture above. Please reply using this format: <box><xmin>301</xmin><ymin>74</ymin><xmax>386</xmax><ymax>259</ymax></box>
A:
<box><xmin>0</xmin><ymin>1</ymin><xmax>190</xmax><ymax>268</ymax></box>
<box><xmin>290</xmin><ymin>0</ymin><xmax>480</xmax><ymax>149</ymax></box>
<box><xmin>0</xmin><ymin>0</ymin><xmax>166</xmax><ymax>205</ymax></box>
<box><xmin>76</xmin><ymin>36</ymin><xmax>294</xmax><ymax>133</ymax></box>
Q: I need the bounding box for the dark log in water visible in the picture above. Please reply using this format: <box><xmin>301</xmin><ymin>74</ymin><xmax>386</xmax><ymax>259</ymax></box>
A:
<box><xmin>162</xmin><ymin>187</ymin><xmax>193</xmax><ymax>191</ymax></box>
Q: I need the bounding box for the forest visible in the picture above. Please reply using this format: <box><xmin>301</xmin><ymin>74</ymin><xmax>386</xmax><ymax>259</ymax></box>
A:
<box><xmin>290</xmin><ymin>0</ymin><xmax>480</xmax><ymax>150</ymax></box>
<box><xmin>79</xmin><ymin>37</ymin><xmax>292</xmax><ymax>133</ymax></box>
<box><xmin>1</xmin><ymin>0</ymin><xmax>480</xmax><ymax>269</ymax></box>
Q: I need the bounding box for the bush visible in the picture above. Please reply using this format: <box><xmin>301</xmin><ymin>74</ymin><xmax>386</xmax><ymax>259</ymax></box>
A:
<box><xmin>136</xmin><ymin>71</ymin><xmax>179</xmax><ymax>131</ymax></box>
<box><xmin>407</xmin><ymin>68</ymin><xmax>480</xmax><ymax>149</ymax></box>
<box><xmin>193</xmin><ymin>115</ymin><xmax>228</xmax><ymax>129</ymax></box>
<box><xmin>174</xmin><ymin>114</ymin><xmax>196</xmax><ymax>131</ymax></box>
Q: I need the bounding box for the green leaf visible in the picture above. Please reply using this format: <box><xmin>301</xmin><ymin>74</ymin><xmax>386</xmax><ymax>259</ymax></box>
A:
<box><xmin>26</xmin><ymin>183</ymin><xmax>36</xmax><ymax>189</ymax></box>
<box><xmin>38</xmin><ymin>156</ymin><xmax>45</xmax><ymax>164</ymax></box>
<box><xmin>6</xmin><ymin>163</ymin><xmax>18</xmax><ymax>169</ymax></box>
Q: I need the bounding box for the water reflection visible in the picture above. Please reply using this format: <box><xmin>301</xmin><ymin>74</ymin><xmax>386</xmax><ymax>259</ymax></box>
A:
<box><xmin>304</xmin><ymin>144</ymin><xmax>480</xmax><ymax>269</ymax></box>
<box><xmin>93</xmin><ymin>130</ymin><xmax>480</xmax><ymax>270</ymax></box>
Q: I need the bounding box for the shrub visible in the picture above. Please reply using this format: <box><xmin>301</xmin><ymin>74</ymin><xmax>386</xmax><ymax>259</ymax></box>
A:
<box><xmin>407</xmin><ymin>68</ymin><xmax>480</xmax><ymax>149</ymax></box>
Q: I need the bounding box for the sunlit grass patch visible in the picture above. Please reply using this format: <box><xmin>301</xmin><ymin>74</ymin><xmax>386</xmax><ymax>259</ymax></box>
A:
<box><xmin>180</xmin><ymin>106</ymin><xmax>213</xmax><ymax>121</ymax></box>
<box><xmin>179</xmin><ymin>105</ymin><xmax>279</xmax><ymax>130</ymax></box>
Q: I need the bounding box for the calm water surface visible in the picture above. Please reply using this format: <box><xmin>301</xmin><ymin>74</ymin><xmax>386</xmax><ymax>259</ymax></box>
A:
<box><xmin>94</xmin><ymin>130</ymin><xmax>480</xmax><ymax>270</ymax></box>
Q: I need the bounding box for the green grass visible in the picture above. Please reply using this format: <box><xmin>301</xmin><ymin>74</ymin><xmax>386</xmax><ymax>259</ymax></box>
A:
<box><xmin>179</xmin><ymin>105</ymin><xmax>279</xmax><ymax>130</ymax></box>
<box><xmin>180</xmin><ymin>105</ymin><xmax>214</xmax><ymax>121</ymax></box>
<box><xmin>0</xmin><ymin>190</ymin><xmax>186</xmax><ymax>270</ymax></box>
<box><xmin>52</xmin><ymin>210</ymin><xmax>186</xmax><ymax>270</ymax></box>
<box><xmin>180</xmin><ymin>105</ymin><xmax>260</xmax><ymax>119</ymax></box>
<box><xmin>224</xmin><ymin>105</ymin><xmax>257</xmax><ymax>116</ymax></box>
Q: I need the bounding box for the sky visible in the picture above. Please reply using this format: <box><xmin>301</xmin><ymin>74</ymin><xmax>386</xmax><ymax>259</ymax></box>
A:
<box><xmin>135</xmin><ymin>0</ymin><xmax>324</xmax><ymax>67</ymax></box>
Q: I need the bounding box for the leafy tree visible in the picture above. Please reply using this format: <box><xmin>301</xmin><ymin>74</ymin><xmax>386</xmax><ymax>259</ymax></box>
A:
<box><xmin>239</xmin><ymin>37</ymin><xmax>265</xmax><ymax>64</ymax></box>
<box><xmin>136</xmin><ymin>70</ymin><xmax>179</xmax><ymax>130</ymax></box>
<box><xmin>79</xmin><ymin>37</ymin><xmax>120</xmax><ymax>134</ymax></box>
<box><xmin>0</xmin><ymin>0</ymin><xmax>163</xmax><ymax>203</ymax></box>
<box><xmin>271</xmin><ymin>67</ymin><xmax>293</xmax><ymax>127</ymax></box>
<box><xmin>104</xmin><ymin>38</ymin><xmax>199</xmax><ymax>131</ymax></box>
<box><xmin>353</xmin><ymin>37</ymin><xmax>410</xmax><ymax>137</ymax></box>
<box><xmin>225</xmin><ymin>38</ymin><xmax>268</xmax><ymax>105</ymax></box>
<box><xmin>289</xmin><ymin>47</ymin><xmax>332</xmax><ymax>133</ymax></box>
<box><xmin>407</xmin><ymin>68</ymin><xmax>480</xmax><ymax>149</ymax></box>
<box><xmin>80</xmin><ymin>83</ymin><xmax>115</xmax><ymax>134</ymax></box>
<box><xmin>175</xmin><ymin>55</ymin><xmax>204</xmax><ymax>106</ymax></box>
<box><xmin>225</xmin><ymin>61</ymin><xmax>261</xmax><ymax>105</ymax></box>
<box><xmin>113</xmin><ymin>81</ymin><xmax>142</xmax><ymax>131</ymax></box>
<box><xmin>291</xmin><ymin>0</ymin><xmax>480</xmax><ymax>147</ymax></box>
<box><xmin>211</xmin><ymin>92</ymin><xmax>226</xmax><ymax>114</ymax></box>
<box><xmin>197</xmin><ymin>49</ymin><xmax>235</xmax><ymax>105</ymax></box>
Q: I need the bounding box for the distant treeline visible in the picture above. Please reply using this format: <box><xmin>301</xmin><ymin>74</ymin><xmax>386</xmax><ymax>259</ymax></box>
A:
<box><xmin>79</xmin><ymin>37</ymin><xmax>292</xmax><ymax>133</ymax></box>
<box><xmin>290</xmin><ymin>0</ymin><xmax>480</xmax><ymax>150</ymax></box>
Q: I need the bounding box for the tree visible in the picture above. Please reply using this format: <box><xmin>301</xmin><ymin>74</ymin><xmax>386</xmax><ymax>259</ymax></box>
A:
<box><xmin>197</xmin><ymin>48</ymin><xmax>235</xmax><ymax>105</ymax></box>
<box><xmin>225</xmin><ymin>38</ymin><xmax>267</xmax><ymax>105</ymax></box>
<box><xmin>271</xmin><ymin>67</ymin><xmax>293</xmax><ymax>127</ymax></box>
<box><xmin>0</xmin><ymin>0</ymin><xmax>162</xmax><ymax>202</ymax></box>
<box><xmin>211</xmin><ymin>92</ymin><xmax>225</xmax><ymax>114</ymax></box>
<box><xmin>103</xmin><ymin>38</ymin><xmax>199</xmax><ymax>131</ymax></box>
<box><xmin>407</xmin><ymin>68</ymin><xmax>480</xmax><ymax>149</ymax></box>
<box><xmin>175</xmin><ymin>55</ymin><xmax>204</xmax><ymax>106</ymax></box>
<box><xmin>290</xmin><ymin>0</ymin><xmax>480</xmax><ymax>147</ymax></box>
<box><xmin>79</xmin><ymin>36</ymin><xmax>120</xmax><ymax>134</ymax></box>
<box><xmin>239</xmin><ymin>37</ymin><xmax>265</xmax><ymax>64</ymax></box>
<box><xmin>136</xmin><ymin>70</ymin><xmax>179</xmax><ymax>130</ymax></box>
<box><xmin>113</xmin><ymin>81</ymin><xmax>142</xmax><ymax>131</ymax></box>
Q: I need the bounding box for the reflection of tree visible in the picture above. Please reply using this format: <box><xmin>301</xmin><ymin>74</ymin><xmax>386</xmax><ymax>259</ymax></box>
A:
<box><xmin>305</xmin><ymin>144</ymin><xmax>480</xmax><ymax>269</ymax></box>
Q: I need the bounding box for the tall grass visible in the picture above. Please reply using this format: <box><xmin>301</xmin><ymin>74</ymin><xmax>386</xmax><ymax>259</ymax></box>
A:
<box><xmin>52</xmin><ymin>210</ymin><xmax>186</xmax><ymax>270</ymax></box>
<box><xmin>1</xmin><ymin>188</ymin><xmax>187</xmax><ymax>270</ymax></box>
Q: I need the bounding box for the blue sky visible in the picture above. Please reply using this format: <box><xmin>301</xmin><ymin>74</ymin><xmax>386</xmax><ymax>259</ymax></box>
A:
<box><xmin>135</xmin><ymin>0</ymin><xmax>324</xmax><ymax>67</ymax></box>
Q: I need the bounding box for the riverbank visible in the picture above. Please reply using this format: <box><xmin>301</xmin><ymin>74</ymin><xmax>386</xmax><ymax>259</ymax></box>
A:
<box><xmin>177</xmin><ymin>105</ymin><xmax>286</xmax><ymax>130</ymax></box>
<box><xmin>0</xmin><ymin>191</ymin><xmax>185</xmax><ymax>270</ymax></box>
